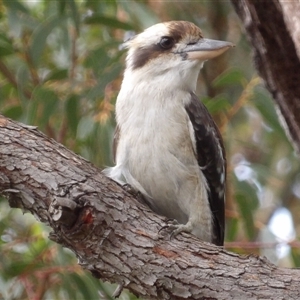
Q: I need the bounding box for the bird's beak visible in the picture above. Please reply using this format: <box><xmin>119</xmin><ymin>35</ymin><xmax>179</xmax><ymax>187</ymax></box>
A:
<box><xmin>183</xmin><ymin>38</ymin><xmax>234</xmax><ymax>60</ymax></box>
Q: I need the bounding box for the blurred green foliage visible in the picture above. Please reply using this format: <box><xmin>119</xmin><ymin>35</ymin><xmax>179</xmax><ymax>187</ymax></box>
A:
<box><xmin>0</xmin><ymin>0</ymin><xmax>300</xmax><ymax>299</ymax></box>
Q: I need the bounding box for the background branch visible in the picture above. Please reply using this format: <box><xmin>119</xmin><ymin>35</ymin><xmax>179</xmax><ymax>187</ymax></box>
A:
<box><xmin>231</xmin><ymin>0</ymin><xmax>300</xmax><ymax>152</ymax></box>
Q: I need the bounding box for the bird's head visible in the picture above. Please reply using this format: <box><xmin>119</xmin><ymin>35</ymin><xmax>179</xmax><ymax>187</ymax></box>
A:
<box><xmin>122</xmin><ymin>21</ymin><xmax>234</xmax><ymax>90</ymax></box>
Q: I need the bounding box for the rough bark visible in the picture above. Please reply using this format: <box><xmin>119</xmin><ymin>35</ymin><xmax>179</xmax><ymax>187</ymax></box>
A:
<box><xmin>231</xmin><ymin>0</ymin><xmax>300</xmax><ymax>153</ymax></box>
<box><xmin>1</xmin><ymin>115</ymin><xmax>300</xmax><ymax>299</ymax></box>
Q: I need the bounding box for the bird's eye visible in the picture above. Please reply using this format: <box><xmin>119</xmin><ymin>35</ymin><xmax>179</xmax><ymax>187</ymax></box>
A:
<box><xmin>159</xmin><ymin>37</ymin><xmax>175</xmax><ymax>49</ymax></box>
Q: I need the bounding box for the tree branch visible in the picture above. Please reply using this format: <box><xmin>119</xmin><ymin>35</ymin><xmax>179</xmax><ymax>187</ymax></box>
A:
<box><xmin>0</xmin><ymin>114</ymin><xmax>300</xmax><ymax>299</ymax></box>
<box><xmin>231</xmin><ymin>0</ymin><xmax>300</xmax><ymax>153</ymax></box>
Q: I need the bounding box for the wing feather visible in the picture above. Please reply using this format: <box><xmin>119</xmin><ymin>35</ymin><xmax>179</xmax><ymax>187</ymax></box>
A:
<box><xmin>185</xmin><ymin>92</ymin><xmax>226</xmax><ymax>246</ymax></box>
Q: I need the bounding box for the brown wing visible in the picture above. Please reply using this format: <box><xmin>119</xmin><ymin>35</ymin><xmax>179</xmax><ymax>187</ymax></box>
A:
<box><xmin>185</xmin><ymin>92</ymin><xmax>226</xmax><ymax>246</ymax></box>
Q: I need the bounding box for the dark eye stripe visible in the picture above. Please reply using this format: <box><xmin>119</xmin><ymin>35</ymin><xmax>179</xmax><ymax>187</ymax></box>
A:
<box><xmin>131</xmin><ymin>36</ymin><xmax>176</xmax><ymax>70</ymax></box>
<box><xmin>131</xmin><ymin>44</ymin><xmax>162</xmax><ymax>70</ymax></box>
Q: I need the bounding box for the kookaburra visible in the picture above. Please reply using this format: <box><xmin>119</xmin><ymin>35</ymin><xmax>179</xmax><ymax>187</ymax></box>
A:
<box><xmin>104</xmin><ymin>21</ymin><xmax>233</xmax><ymax>246</ymax></box>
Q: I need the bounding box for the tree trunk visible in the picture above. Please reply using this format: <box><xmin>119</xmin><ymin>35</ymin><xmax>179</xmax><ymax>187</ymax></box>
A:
<box><xmin>1</xmin><ymin>115</ymin><xmax>300</xmax><ymax>299</ymax></box>
<box><xmin>231</xmin><ymin>0</ymin><xmax>300</xmax><ymax>153</ymax></box>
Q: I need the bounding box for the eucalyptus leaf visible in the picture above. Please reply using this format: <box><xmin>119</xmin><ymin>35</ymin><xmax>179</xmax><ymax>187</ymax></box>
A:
<box><xmin>253</xmin><ymin>86</ymin><xmax>286</xmax><ymax>135</ymax></box>
<box><xmin>0</xmin><ymin>34</ymin><xmax>14</xmax><ymax>57</ymax></box>
<box><xmin>67</xmin><ymin>0</ymin><xmax>80</xmax><ymax>33</ymax></box>
<box><xmin>65</xmin><ymin>94</ymin><xmax>80</xmax><ymax>136</ymax></box>
<box><xmin>44</xmin><ymin>68</ymin><xmax>68</xmax><ymax>82</ymax></box>
<box><xmin>77</xmin><ymin>116</ymin><xmax>95</xmax><ymax>140</ymax></box>
<box><xmin>84</xmin><ymin>14</ymin><xmax>133</xmax><ymax>30</ymax></box>
<box><xmin>235</xmin><ymin>180</ymin><xmax>259</xmax><ymax>240</ymax></box>
<box><xmin>3</xmin><ymin>106</ymin><xmax>23</xmax><ymax>120</ymax></box>
<box><xmin>3</xmin><ymin>0</ymin><xmax>29</xmax><ymax>14</ymax></box>
<box><xmin>31</xmin><ymin>87</ymin><xmax>59</xmax><ymax>127</ymax></box>
<box><xmin>29</xmin><ymin>15</ymin><xmax>65</xmax><ymax>66</ymax></box>
<box><xmin>213</xmin><ymin>68</ymin><xmax>244</xmax><ymax>88</ymax></box>
<box><xmin>202</xmin><ymin>95</ymin><xmax>230</xmax><ymax>114</ymax></box>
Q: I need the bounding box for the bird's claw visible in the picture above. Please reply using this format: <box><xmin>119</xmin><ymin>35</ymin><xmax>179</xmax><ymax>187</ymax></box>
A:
<box><xmin>159</xmin><ymin>219</ymin><xmax>180</xmax><ymax>239</ymax></box>
<box><xmin>159</xmin><ymin>219</ymin><xmax>193</xmax><ymax>240</ymax></box>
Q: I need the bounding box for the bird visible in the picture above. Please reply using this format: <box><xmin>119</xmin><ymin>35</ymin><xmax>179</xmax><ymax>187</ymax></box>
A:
<box><xmin>103</xmin><ymin>21</ymin><xmax>233</xmax><ymax>246</ymax></box>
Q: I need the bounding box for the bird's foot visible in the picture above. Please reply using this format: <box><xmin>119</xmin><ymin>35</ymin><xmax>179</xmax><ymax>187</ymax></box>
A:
<box><xmin>159</xmin><ymin>219</ymin><xmax>193</xmax><ymax>240</ymax></box>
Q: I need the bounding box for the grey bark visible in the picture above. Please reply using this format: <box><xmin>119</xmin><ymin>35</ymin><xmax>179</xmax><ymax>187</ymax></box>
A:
<box><xmin>231</xmin><ymin>0</ymin><xmax>300</xmax><ymax>153</ymax></box>
<box><xmin>1</xmin><ymin>115</ymin><xmax>300</xmax><ymax>299</ymax></box>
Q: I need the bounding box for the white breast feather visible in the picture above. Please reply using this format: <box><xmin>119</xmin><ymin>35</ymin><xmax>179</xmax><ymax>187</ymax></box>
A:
<box><xmin>104</xmin><ymin>67</ymin><xmax>213</xmax><ymax>241</ymax></box>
